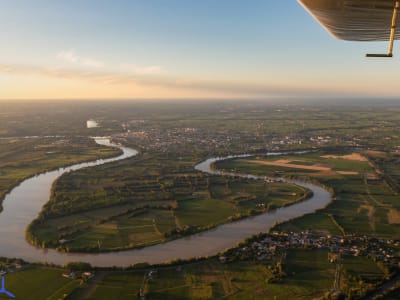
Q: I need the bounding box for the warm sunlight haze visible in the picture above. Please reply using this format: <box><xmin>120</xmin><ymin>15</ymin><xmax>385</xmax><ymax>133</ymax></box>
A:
<box><xmin>2</xmin><ymin>1</ymin><xmax>400</xmax><ymax>299</ymax></box>
<box><xmin>1</xmin><ymin>1</ymin><xmax>400</xmax><ymax>100</ymax></box>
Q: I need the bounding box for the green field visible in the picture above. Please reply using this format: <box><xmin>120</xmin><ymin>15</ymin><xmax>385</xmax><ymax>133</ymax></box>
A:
<box><xmin>0</xmin><ymin>137</ymin><xmax>120</xmax><ymax>211</ymax></box>
<box><xmin>384</xmin><ymin>286</ymin><xmax>400</xmax><ymax>300</ymax></box>
<box><xmin>0</xmin><ymin>248</ymin><xmax>389</xmax><ymax>300</ymax></box>
<box><xmin>3</xmin><ymin>249</ymin><xmax>382</xmax><ymax>300</ymax></box>
<box><xmin>0</xmin><ymin>267</ymin><xmax>81</xmax><ymax>300</ymax></box>
<box><xmin>218</xmin><ymin>151</ymin><xmax>400</xmax><ymax>239</ymax></box>
<box><xmin>70</xmin><ymin>272</ymin><xmax>143</xmax><ymax>300</ymax></box>
<box><xmin>3</xmin><ymin>101</ymin><xmax>400</xmax><ymax>298</ymax></box>
<box><xmin>278</xmin><ymin>172</ymin><xmax>400</xmax><ymax>238</ymax></box>
<box><xmin>29</xmin><ymin>158</ymin><xmax>309</xmax><ymax>251</ymax></box>
<box><xmin>65</xmin><ymin>253</ymin><xmax>337</xmax><ymax>299</ymax></box>
<box><xmin>215</xmin><ymin>151</ymin><xmax>372</xmax><ymax>178</ymax></box>
<box><xmin>282</xmin><ymin>249</ymin><xmax>336</xmax><ymax>296</ymax></box>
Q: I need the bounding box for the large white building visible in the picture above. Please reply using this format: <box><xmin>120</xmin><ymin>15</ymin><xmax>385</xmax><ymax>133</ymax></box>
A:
<box><xmin>86</xmin><ymin>119</ymin><xmax>99</xmax><ymax>128</ymax></box>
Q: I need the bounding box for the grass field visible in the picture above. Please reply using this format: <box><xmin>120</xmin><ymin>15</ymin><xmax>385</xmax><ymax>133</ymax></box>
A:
<box><xmin>0</xmin><ymin>248</ymin><xmax>388</xmax><ymax>300</ymax></box>
<box><xmin>28</xmin><ymin>150</ymin><xmax>310</xmax><ymax>252</ymax></box>
<box><xmin>220</xmin><ymin>151</ymin><xmax>400</xmax><ymax>239</ymax></box>
<box><xmin>67</xmin><ymin>253</ymin><xmax>336</xmax><ymax>299</ymax></box>
<box><xmin>76</xmin><ymin>272</ymin><xmax>143</xmax><ymax>300</ymax></box>
<box><xmin>282</xmin><ymin>249</ymin><xmax>335</xmax><ymax>296</ymax></box>
<box><xmin>384</xmin><ymin>286</ymin><xmax>400</xmax><ymax>300</ymax></box>
<box><xmin>4</xmin><ymin>102</ymin><xmax>400</xmax><ymax>299</ymax></box>
<box><xmin>0</xmin><ymin>137</ymin><xmax>120</xmax><ymax>212</ymax></box>
<box><xmin>175</xmin><ymin>198</ymin><xmax>236</xmax><ymax>227</ymax></box>
<box><xmin>30</xmin><ymin>172</ymin><xmax>308</xmax><ymax>251</ymax></box>
<box><xmin>30</xmin><ymin>146</ymin><xmax>400</xmax><ymax>251</ymax></box>
<box><xmin>216</xmin><ymin>151</ymin><xmax>372</xmax><ymax>179</ymax></box>
<box><xmin>0</xmin><ymin>267</ymin><xmax>81</xmax><ymax>300</ymax></box>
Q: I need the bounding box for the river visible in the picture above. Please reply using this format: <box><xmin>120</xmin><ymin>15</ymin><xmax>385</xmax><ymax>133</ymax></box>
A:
<box><xmin>0</xmin><ymin>139</ymin><xmax>331</xmax><ymax>267</ymax></box>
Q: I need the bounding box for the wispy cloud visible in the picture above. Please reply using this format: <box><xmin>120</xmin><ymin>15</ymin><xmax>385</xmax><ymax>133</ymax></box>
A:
<box><xmin>56</xmin><ymin>49</ymin><xmax>165</xmax><ymax>74</ymax></box>
<box><xmin>0</xmin><ymin>63</ymin><xmax>355</xmax><ymax>98</ymax></box>
<box><xmin>57</xmin><ymin>49</ymin><xmax>104</xmax><ymax>68</ymax></box>
<box><xmin>122</xmin><ymin>64</ymin><xmax>165</xmax><ymax>75</ymax></box>
<box><xmin>57</xmin><ymin>49</ymin><xmax>79</xmax><ymax>63</ymax></box>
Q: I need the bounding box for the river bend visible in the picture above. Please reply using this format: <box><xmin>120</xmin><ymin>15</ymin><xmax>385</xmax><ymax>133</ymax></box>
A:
<box><xmin>0</xmin><ymin>140</ymin><xmax>331</xmax><ymax>267</ymax></box>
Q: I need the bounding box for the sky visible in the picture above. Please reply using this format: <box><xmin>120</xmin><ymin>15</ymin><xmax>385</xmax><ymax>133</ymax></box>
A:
<box><xmin>0</xmin><ymin>0</ymin><xmax>399</xmax><ymax>100</ymax></box>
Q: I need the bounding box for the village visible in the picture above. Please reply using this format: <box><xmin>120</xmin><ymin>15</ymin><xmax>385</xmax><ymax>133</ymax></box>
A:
<box><xmin>114</xmin><ymin>119</ymin><xmax>379</xmax><ymax>155</ymax></box>
<box><xmin>220</xmin><ymin>231</ymin><xmax>400</xmax><ymax>271</ymax></box>
<box><xmin>130</xmin><ymin>231</ymin><xmax>400</xmax><ymax>300</ymax></box>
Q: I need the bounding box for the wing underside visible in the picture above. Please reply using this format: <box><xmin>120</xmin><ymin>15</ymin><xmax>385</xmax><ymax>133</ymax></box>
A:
<box><xmin>298</xmin><ymin>0</ymin><xmax>400</xmax><ymax>41</ymax></box>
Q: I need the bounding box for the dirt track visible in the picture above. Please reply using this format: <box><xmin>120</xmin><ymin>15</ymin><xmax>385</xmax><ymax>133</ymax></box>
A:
<box><xmin>245</xmin><ymin>159</ymin><xmax>332</xmax><ymax>172</ymax></box>
<box><xmin>321</xmin><ymin>153</ymin><xmax>367</xmax><ymax>161</ymax></box>
<box><xmin>245</xmin><ymin>158</ymin><xmax>360</xmax><ymax>176</ymax></box>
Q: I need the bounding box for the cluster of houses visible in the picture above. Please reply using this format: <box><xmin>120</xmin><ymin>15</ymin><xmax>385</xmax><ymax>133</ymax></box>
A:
<box><xmin>62</xmin><ymin>271</ymin><xmax>95</xmax><ymax>280</ymax></box>
<box><xmin>220</xmin><ymin>231</ymin><xmax>400</xmax><ymax>268</ymax></box>
<box><xmin>309</xmin><ymin>136</ymin><xmax>332</xmax><ymax>145</ymax></box>
<box><xmin>115</xmin><ymin>117</ymin><xmax>379</xmax><ymax>156</ymax></box>
<box><xmin>0</xmin><ymin>262</ymin><xmax>23</xmax><ymax>276</ymax></box>
<box><xmin>114</xmin><ymin>125</ymin><xmax>269</xmax><ymax>153</ymax></box>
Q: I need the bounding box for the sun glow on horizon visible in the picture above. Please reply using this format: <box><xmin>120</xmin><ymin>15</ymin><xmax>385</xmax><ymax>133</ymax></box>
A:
<box><xmin>1</xmin><ymin>1</ymin><xmax>400</xmax><ymax>101</ymax></box>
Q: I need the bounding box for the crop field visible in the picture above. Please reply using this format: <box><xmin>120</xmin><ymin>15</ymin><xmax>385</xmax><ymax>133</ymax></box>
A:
<box><xmin>3</xmin><ymin>102</ymin><xmax>400</xmax><ymax>299</ymax></box>
<box><xmin>0</xmin><ymin>267</ymin><xmax>80</xmax><ymax>300</ymax></box>
<box><xmin>217</xmin><ymin>150</ymin><xmax>400</xmax><ymax>239</ymax></box>
<box><xmin>384</xmin><ymin>286</ymin><xmax>400</xmax><ymax>299</ymax></box>
<box><xmin>0</xmin><ymin>248</ymin><xmax>388</xmax><ymax>300</ymax></box>
<box><xmin>67</xmin><ymin>254</ymin><xmax>335</xmax><ymax>299</ymax></box>
<box><xmin>37</xmin><ymin>249</ymin><xmax>382</xmax><ymax>300</ymax></box>
<box><xmin>276</xmin><ymin>213</ymin><xmax>344</xmax><ymax>235</ymax></box>
<box><xmin>282</xmin><ymin>249</ymin><xmax>335</xmax><ymax>295</ymax></box>
<box><xmin>70</xmin><ymin>272</ymin><xmax>143</xmax><ymax>300</ymax></box>
<box><xmin>0</xmin><ymin>137</ymin><xmax>120</xmax><ymax>211</ymax></box>
<box><xmin>341</xmin><ymin>256</ymin><xmax>384</xmax><ymax>283</ymax></box>
<box><xmin>216</xmin><ymin>151</ymin><xmax>372</xmax><ymax>178</ymax></box>
<box><xmin>29</xmin><ymin>154</ymin><xmax>309</xmax><ymax>252</ymax></box>
<box><xmin>175</xmin><ymin>198</ymin><xmax>237</xmax><ymax>227</ymax></box>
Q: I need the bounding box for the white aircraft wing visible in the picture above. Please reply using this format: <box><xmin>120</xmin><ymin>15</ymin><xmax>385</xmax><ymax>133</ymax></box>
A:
<box><xmin>298</xmin><ymin>0</ymin><xmax>400</xmax><ymax>56</ymax></box>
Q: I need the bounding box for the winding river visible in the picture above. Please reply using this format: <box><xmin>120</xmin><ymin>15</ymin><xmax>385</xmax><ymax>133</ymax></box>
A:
<box><xmin>0</xmin><ymin>139</ymin><xmax>331</xmax><ymax>267</ymax></box>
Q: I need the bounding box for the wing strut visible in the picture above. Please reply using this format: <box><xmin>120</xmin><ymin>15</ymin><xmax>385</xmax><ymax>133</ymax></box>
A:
<box><xmin>367</xmin><ymin>0</ymin><xmax>399</xmax><ymax>57</ymax></box>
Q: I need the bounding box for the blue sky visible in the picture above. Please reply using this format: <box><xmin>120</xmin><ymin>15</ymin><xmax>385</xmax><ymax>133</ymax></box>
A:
<box><xmin>0</xmin><ymin>0</ymin><xmax>398</xmax><ymax>100</ymax></box>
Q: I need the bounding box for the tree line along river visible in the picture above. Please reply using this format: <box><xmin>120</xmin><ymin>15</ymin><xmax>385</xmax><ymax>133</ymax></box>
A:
<box><xmin>0</xmin><ymin>138</ymin><xmax>331</xmax><ymax>267</ymax></box>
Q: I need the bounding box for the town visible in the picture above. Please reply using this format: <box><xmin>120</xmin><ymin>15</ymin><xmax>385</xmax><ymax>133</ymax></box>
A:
<box><xmin>221</xmin><ymin>231</ymin><xmax>400</xmax><ymax>269</ymax></box>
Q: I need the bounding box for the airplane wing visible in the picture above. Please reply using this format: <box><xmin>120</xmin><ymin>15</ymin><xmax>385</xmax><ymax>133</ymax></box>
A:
<box><xmin>298</xmin><ymin>0</ymin><xmax>400</xmax><ymax>56</ymax></box>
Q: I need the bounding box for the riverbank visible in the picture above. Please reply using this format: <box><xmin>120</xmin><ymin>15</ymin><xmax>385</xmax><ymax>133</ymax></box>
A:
<box><xmin>0</xmin><ymin>139</ymin><xmax>330</xmax><ymax>266</ymax></box>
<box><xmin>0</xmin><ymin>137</ymin><xmax>122</xmax><ymax>213</ymax></box>
<box><xmin>27</xmin><ymin>151</ymin><xmax>314</xmax><ymax>253</ymax></box>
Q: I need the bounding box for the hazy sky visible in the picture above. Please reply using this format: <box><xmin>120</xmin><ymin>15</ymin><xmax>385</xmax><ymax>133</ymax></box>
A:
<box><xmin>0</xmin><ymin>0</ymin><xmax>399</xmax><ymax>100</ymax></box>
